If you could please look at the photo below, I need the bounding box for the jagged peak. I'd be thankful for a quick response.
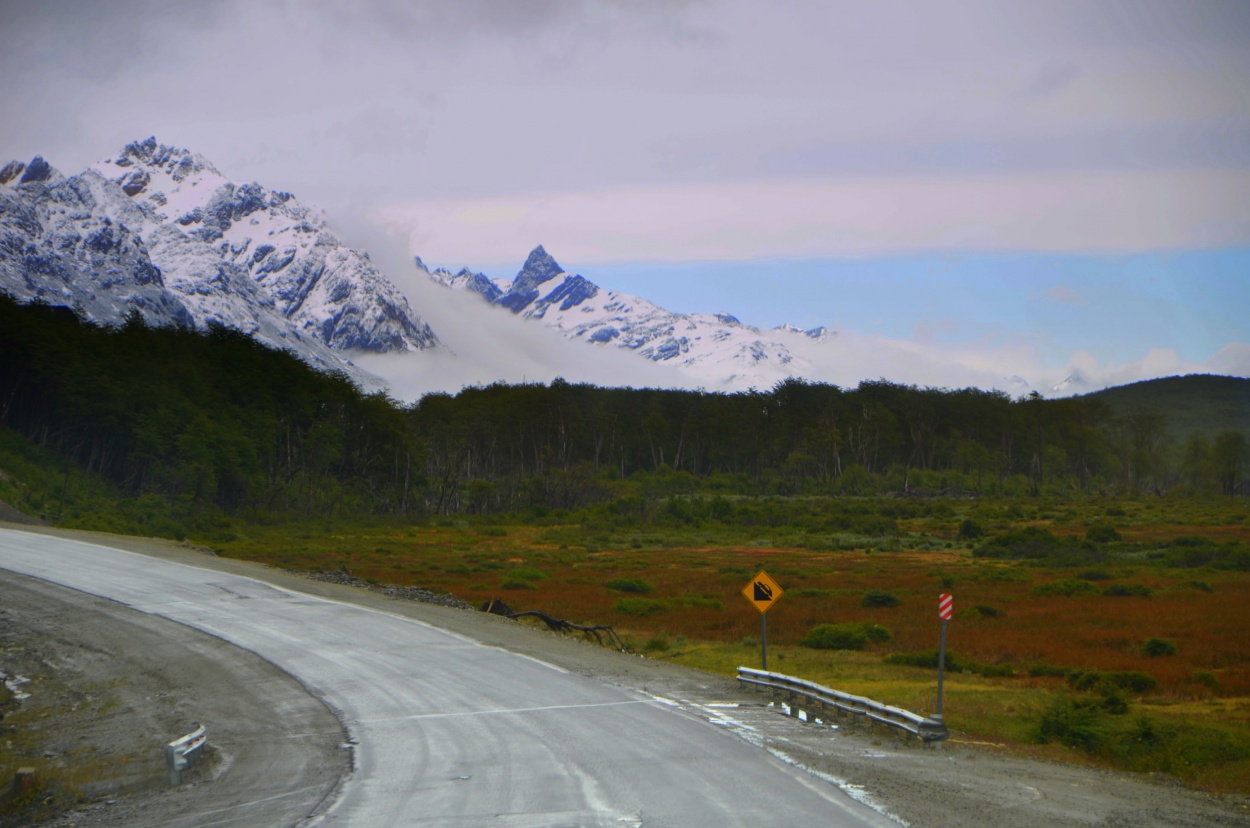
[773,322,832,340]
[0,160,26,185]
[517,245,563,283]
[0,156,63,186]
[500,244,569,307]
[105,136,222,182]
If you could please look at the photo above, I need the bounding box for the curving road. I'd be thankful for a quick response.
[0,528,895,827]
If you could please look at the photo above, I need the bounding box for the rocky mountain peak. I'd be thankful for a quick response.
[515,245,564,289]
[498,244,569,312]
[0,156,64,186]
[109,136,222,183]
[1,138,448,391]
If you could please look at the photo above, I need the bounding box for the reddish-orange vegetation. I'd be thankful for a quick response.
[244,525,1250,700]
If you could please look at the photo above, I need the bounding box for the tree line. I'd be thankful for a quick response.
[410,376,1247,511]
[0,294,1245,526]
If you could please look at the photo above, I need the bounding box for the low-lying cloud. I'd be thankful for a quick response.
[336,219,698,402]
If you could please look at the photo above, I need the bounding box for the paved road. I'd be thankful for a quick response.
[0,528,895,827]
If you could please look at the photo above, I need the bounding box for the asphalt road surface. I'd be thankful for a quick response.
[0,527,895,827]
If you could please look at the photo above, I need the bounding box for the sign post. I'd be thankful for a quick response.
[935,593,953,719]
[741,570,784,671]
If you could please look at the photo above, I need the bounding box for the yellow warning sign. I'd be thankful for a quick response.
[741,570,784,614]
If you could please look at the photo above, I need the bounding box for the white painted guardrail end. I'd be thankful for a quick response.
[165,723,207,786]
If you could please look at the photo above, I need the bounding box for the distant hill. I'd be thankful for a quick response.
[1079,374,1249,441]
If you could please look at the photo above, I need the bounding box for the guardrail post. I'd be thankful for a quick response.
[165,743,183,786]
[15,768,36,796]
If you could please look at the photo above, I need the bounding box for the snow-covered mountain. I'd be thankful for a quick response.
[420,245,832,389]
[2,139,1074,399]
[1,138,439,386]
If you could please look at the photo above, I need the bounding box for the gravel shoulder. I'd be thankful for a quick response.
[2,522,1248,827]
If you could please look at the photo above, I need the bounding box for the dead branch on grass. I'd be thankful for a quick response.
[481,600,629,651]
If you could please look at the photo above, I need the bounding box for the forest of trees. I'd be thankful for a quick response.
[0,294,1246,525]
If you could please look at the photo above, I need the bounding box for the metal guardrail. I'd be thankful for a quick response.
[165,723,207,786]
[737,667,949,743]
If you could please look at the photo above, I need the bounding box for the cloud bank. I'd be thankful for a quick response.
[373,169,1250,267]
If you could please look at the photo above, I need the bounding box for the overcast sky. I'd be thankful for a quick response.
[3,0,1248,393]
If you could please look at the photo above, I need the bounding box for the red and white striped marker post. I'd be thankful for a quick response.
[935,594,953,720]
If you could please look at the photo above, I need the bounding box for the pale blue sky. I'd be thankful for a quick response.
[581,250,1250,365]
[441,247,1249,382]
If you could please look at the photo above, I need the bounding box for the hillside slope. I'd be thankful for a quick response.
[1080,374,1250,440]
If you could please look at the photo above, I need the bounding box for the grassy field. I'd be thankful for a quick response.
[213,494,1250,793]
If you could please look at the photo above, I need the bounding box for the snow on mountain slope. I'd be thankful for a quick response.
[0,157,196,329]
[420,245,832,390]
[90,138,438,353]
[2,139,442,388]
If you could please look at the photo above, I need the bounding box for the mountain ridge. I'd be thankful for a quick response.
[1,137,442,387]
[420,244,834,390]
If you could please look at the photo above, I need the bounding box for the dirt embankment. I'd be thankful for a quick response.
[2,522,1248,827]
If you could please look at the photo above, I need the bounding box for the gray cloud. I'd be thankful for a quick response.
[8,0,1246,195]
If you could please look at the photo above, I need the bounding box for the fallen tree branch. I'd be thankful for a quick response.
[480,601,629,651]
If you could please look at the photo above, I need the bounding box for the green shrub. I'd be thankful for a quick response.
[1162,538,1250,571]
[1192,670,1220,688]
[957,519,984,539]
[642,635,671,652]
[861,590,900,608]
[975,526,1063,558]
[1086,525,1122,543]
[975,526,1104,567]
[1027,663,1069,677]
[507,567,548,581]
[968,604,1003,618]
[606,576,653,594]
[1102,583,1153,597]
[979,663,1016,678]
[801,624,867,650]
[1142,637,1178,657]
[500,578,536,590]
[1032,578,1100,598]
[1035,698,1108,752]
[1099,690,1130,715]
[1078,569,1114,581]
[672,595,723,611]
[800,621,890,650]
[885,650,973,672]
[613,597,668,616]
[1069,670,1159,694]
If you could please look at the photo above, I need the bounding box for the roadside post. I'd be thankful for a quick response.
[935,593,953,720]
[741,570,784,670]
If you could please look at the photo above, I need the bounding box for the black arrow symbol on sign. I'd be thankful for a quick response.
[753,581,773,601]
